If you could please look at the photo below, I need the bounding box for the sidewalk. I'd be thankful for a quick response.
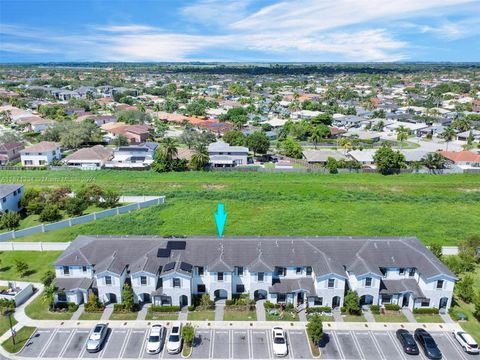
[256,300,266,321]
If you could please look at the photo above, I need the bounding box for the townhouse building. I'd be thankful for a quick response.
[20,141,61,166]
[53,236,455,311]
[0,184,24,213]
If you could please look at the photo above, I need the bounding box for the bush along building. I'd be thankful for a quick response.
[53,236,456,311]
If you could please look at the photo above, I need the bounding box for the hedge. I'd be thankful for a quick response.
[149,305,181,313]
[384,304,400,311]
[264,301,280,309]
[370,305,380,314]
[307,306,332,313]
[413,308,439,314]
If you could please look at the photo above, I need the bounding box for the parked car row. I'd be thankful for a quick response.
[396,328,479,359]
[86,322,183,355]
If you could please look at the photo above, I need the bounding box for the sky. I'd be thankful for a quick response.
[1,0,480,63]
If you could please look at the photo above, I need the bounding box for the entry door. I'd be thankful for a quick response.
[439,297,448,309]
[402,294,409,307]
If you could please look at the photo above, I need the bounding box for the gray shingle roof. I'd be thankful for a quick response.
[55,277,93,291]
[380,279,426,299]
[0,184,22,199]
[269,278,315,294]
[54,236,455,280]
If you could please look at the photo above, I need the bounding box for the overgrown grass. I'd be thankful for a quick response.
[4,170,478,246]
[223,310,257,321]
[0,251,61,282]
[265,310,298,321]
[187,311,215,321]
[24,291,72,320]
[2,326,36,353]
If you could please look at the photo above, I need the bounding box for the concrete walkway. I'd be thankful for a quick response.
[101,304,114,320]
[70,304,84,320]
[333,309,343,322]
[137,304,150,321]
[401,308,417,323]
[215,300,225,321]
[363,308,376,322]
[256,300,266,321]
[178,307,188,321]
[440,311,454,323]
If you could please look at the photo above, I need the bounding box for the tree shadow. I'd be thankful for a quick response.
[0,266,11,272]
[22,270,37,277]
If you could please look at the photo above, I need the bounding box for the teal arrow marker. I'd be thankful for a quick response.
[214,203,228,238]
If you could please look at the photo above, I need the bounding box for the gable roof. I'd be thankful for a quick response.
[440,150,480,163]
[0,184,23,199]
[64,145,113,162]
[21,141,60,153]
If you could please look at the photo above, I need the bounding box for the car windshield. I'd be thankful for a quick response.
[402,334,416,346]
[274,337,285,344]
[172,327,179,334]
[424,337,436,347]
[149,335,160,342]
[169,335,180,342]
[94,326,103,333]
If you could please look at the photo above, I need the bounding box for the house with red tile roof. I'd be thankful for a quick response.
[439,150,480,168]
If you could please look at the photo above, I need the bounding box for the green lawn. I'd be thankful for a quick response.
[109,312,138,321]
[450,300,480,343]
[78,311,103,320]
[187,311,215,321]
[0,251,61,282]
[414,314,444,323]
[0,314,17,337]
[1,170,478,246]
[24,292,72,320]
[145,312,179,321]
[342,314,367,322]
[307,314,334,322]
[265,310,298,321]
[2,326,36,354]
[224,310,257,321]
[374,313,409,323]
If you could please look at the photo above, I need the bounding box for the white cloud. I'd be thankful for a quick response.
[181,0,252,26]
[417,17,480,40]
[0,42,51,54]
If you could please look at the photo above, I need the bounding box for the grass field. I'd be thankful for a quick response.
[24,291,72,320]
[0,314,16,337]
[1,170,478,246]
[187,311,215,321]
[2,326,35,354]
[78,311,103,320]
[342,314,367,322]
[414,314,444,323]
[0,251,62,282]
[224,310,257,321]
[374,313,409,323]
[109,311,138,321]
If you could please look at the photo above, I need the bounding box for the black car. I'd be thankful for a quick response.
[396,329,419,355]
[414,328,442,359]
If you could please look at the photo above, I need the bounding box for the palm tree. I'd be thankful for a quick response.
[309,127,326,149]
[396,125,409,149]
[452,118,471,132]
[42,285,57,310]
[190,144,209,170]
[339,138,352,154]
[161,137,178,160]
[441,127,456,151]
[421,152,446,174]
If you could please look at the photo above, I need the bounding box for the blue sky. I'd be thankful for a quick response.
[1,0,479,63]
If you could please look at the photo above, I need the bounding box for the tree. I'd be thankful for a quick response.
[116,109,151,124]
[199,294,213,310]
[39,204,62,222]
[281,137,303,159]
[421,153,446,174]
[339,138,352,154]
[190,144,209,170]
[0,212,20,230]
[306,314,323,345]
[65,196,88,216]
[152,138,188,172]
[0,131,20,144]
[41,270,56,287]
[309,125,329,149]
[219,107,248,127]
[456,274,475,303]
[162,98,179,113]
[122,283,135,312]
[15,260,29,277]
[101,190,120,208]
[326,157,338,174]
[222,130,246,146]
[441,127,456,151]
[396,126,409,149]
[343,290,360,315]
[111,134,129,147]
[42,284,57,310]
[246,131,270,156]
[429,244,442,259]
[311,113,333,126]
[373,144,406,175]
[85,293,103,312]
[162,137,179,161]
[182,323,195,347]
[452,118,471,132]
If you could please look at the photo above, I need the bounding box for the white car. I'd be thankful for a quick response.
[146,324,166,354]
[166,323,183,354]
[453,329,479,354]
[272,327,288,357]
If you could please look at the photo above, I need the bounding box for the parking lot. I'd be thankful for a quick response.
[16,327,478,359]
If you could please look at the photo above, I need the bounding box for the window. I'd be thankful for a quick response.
[13,191,16,196]
[296,267,302,274]
[328,279,335,288]
[399,268,405,275]
[409,268,416,277]
[57,292,67,302]
[24,160,33,165]
[436,280,444,289]
[381,295,392,304]
[236,267,244,276]
[105,276,112,285]
[82,266,87,273]
[306,266,312,276]
[275,267,286,277]
[197,284,206,293]
[365,277,372,287]
[314,297,323,306]
[217,272,224,281]
[420,299,430,307]
[236,284,245,293]
[140,276,147,285]
[173,278,181,288]
[196,266,204,276]
[277,293,286,302]
[63,266,70,275]
[2,197,5,203]
[258,272,264,282]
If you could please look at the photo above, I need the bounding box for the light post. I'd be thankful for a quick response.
[5,310,16,345]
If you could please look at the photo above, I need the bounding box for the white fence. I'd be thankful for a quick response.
[0,242,71,251]
[0,196,165,242]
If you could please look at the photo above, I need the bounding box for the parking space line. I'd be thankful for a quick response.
[119,328,132,359]
[247,330,253,359]
[444,332,469,360]
[161,328,169,359]
[37,328,58,359]
[331,331,345,359]
[58,329,76,358]
[78,330,91,359]
[265,329,273,359]
[230,329,233,359]
[289,330,296,359]
[386,331,408,360]
[139,330,149,359]
[369,331,386,360]
[350,331,366,360]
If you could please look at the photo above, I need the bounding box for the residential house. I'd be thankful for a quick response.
[457,129,480,142]
[208,141,249,167]
[101,123,151,144]
[20,141,61,166]
[302,150,346,165]
[63,145,113,170]
[0,141,24,165]
[333,115,365,128]
[53,236,456,311]
[0,184,23,213]
[15,116,56,133]
[439,150,480,169]
[105,142,158,169]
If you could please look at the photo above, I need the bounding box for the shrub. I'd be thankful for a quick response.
[121,283,135,312]
[149,305,180,313]
[65,196,88,216]
[0,299,15,311]
[14,260,29,277]
[306,314,323,344]
[39,204,62,222]
[263,301,279,309]
[370,305,380,314]
[343,290,360,315]
[413,308,439,314]
[384,304,400,311]
[85,293,104,312]
[100,190,120,208]
[67,303,78,312]
[182,323,195,346]
[113,304,125,312]
[41,270,55,287]
[308,306,332,314]
[0,211,21,230]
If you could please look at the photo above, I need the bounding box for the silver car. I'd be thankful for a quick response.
[86,324,108,353]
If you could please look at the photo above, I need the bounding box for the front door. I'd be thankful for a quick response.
[439,297,448,309]
[332,296,341,308]
[402,294,409,307]
[297,292,304,305]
